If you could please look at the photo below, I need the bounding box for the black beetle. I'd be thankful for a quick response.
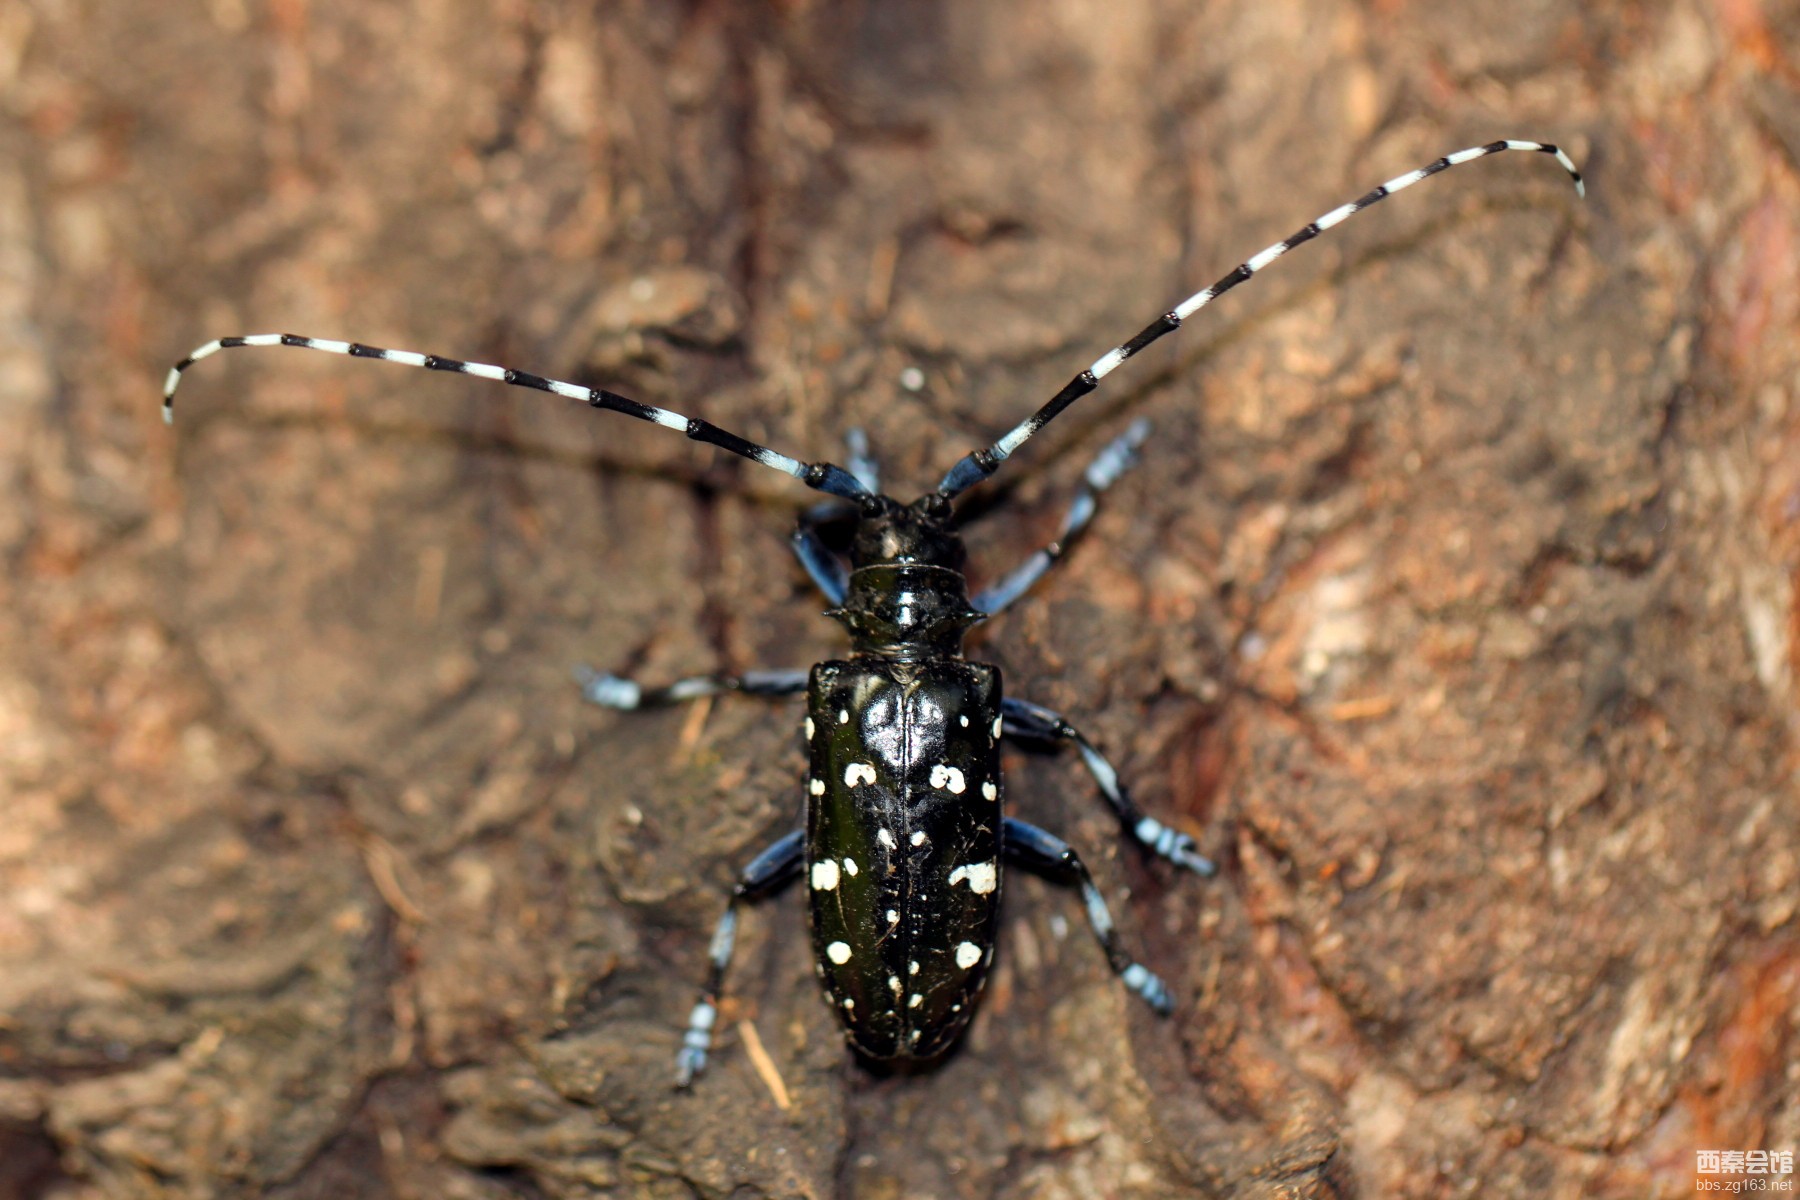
[162,139,1582,1085]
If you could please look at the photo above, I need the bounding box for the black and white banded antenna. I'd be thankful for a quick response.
[161,334,873,501]
[935,139,1585,500]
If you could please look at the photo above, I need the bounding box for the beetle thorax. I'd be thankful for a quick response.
[832,495,982,658]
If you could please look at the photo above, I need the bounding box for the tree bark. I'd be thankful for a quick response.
[2,1,1796,1197]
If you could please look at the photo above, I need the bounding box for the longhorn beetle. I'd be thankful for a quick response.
[163,140,1583,1086]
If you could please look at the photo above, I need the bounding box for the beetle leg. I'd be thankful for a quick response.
[970,418,1150,616]
[577,666,808,710]
[844,427,880,495]
[677,828,805,1088]
[1000,698,1216,875]
[1001,817,1173,1015]
[786,428,877,605]
[791,510,850,606]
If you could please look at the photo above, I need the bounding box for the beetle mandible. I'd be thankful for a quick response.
[162,139,1583,1085]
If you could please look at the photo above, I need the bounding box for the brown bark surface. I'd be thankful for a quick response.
[4,1,1798,1197]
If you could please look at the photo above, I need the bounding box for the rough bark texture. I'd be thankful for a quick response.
[4,1,1798,1197]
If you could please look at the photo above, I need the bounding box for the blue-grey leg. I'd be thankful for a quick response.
[971,418,1151,616]
[844,427,879,495]
[677,828,805,1087]
[788,427,878,605]
[578,666,809,710]
[1001,817,1173,1015]
[1001,697,1216,875]
[791,511,849,606]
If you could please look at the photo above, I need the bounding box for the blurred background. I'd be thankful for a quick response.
[2,1,1797,1196]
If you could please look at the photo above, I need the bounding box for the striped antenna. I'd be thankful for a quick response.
[161,334,872,501]
[936,139,1584,500]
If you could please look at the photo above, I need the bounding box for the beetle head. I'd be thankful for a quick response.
[833,495,980,656]
[849,493,964,573]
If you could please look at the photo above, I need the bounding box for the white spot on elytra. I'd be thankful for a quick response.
[909,960,920,975]
[909,993,923,1008]
[955,942,982,970]
[992,716,1004,739]
[844,762,877,787]
[809,778,825,796]
[910,831,926,846]
[886,909,899,923]
[804,716,815,739]
[959,714,969,727]
[838,709,849,724]
[929,764,966,794]
[810,860,840,891]
[843,997,854,1011]
[948,861,998,895]
[982,781,997,801]
[877,828,897,850]
[827,941,852,964]
[888,975,901,994]
[842,857,859,877]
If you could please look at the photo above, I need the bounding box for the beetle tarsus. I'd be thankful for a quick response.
[675,1003,717,1089]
